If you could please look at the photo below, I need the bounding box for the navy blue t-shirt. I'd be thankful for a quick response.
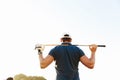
[49,43,85,79]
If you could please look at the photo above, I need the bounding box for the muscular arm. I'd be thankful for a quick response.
[80,44,97,69]
[39,54,54,69]
[80,53,95,69]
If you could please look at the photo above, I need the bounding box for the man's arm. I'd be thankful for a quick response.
[36,45,54,69]
[39,54,54,69]
[80,44,97,69]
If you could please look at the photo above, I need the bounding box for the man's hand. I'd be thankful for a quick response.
[89,44,97,53]
[35,44,45,54]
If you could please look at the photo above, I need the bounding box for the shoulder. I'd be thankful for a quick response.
[70,45,81,50]
[49,46,59,56]
[73,46,85,56]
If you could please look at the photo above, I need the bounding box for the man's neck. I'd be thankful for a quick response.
[62,42,71,46]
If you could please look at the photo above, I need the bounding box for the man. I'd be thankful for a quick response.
[36,34,97,80]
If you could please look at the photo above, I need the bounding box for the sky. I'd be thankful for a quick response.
[0,0,120,80]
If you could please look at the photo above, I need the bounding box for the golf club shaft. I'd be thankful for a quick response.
[40,44,106,47]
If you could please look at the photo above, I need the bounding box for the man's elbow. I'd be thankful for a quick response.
[88,66,94,69]
[40,66,46,69]
[40,63,47,69]
[87,64,94,69]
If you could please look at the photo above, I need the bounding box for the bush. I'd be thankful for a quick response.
[14,74,46,80]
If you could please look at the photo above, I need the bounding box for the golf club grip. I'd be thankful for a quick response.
[97,45,106,47]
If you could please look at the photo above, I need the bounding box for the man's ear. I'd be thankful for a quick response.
[70,39,72,42]
[60,38,63,42]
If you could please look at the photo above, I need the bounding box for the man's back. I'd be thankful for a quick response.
[49,43,85,79]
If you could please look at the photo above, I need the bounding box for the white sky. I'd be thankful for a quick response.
[0,0,120,80]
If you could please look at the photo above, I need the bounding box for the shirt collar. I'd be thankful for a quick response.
[61,42,72,45]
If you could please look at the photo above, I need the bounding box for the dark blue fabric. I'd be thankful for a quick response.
[56,71,80,80]
[49,43,85,80]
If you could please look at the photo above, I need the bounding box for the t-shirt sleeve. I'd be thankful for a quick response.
[77,47,85,58]
[49,47,56,60]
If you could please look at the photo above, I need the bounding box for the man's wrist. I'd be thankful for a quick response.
[91,52,95,54]
[38,50,42,55]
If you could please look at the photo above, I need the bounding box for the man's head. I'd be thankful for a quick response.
[61,34,72,42]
